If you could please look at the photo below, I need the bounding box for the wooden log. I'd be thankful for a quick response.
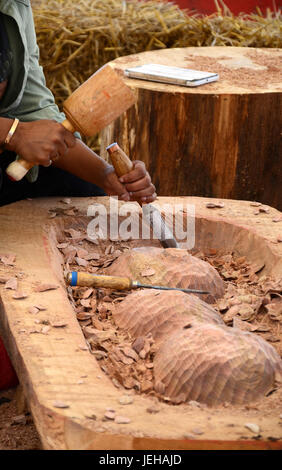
[100,47,282,210]
[0,196,281,449]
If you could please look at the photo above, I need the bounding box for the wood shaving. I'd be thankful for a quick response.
[1,254,16,266]
[4,278,18,290]
[114,415,131,424]
[52,401,70,409]
[12,292,28,300]
[34,284,58,292]
[50,321,68,328]
[140,268,156,277]
[206,202,225,209]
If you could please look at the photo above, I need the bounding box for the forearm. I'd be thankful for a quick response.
[53,138,112,190]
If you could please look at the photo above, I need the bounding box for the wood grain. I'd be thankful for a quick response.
[0,196,281,449]
[101,47,282,210]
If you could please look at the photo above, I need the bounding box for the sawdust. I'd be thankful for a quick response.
[0,389,41,450]
[184,49,282,91]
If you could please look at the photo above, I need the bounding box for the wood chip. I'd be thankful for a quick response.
[75,257,88,267]
[85,237,99,245]
[146,406,160,414]
[258,206,270,213]
[51,321,68,328]
[64,209,76,216]
[141,268,156,277]
[1,254,16,265]
[82,288,94,299]
[80,299,91,308]
[233,317,257,332]
[114,415,131,424]
[121,346,139,362]
[34,284,58,292]
[77,248,89,258]
[42,325,51,334]
[4,278,18,290]
[132,337,145,354]
[206,202,225,209]
[104,410,116,420]
[12,291,28,300]
[192,428,204,435]
[65,228,83,239]
[60,198,71,204]
[85,252,100,260]
[52,401,70,409]
[244,423,260,434]
[77,312,93,321]
[28,306,40,315]
[33,304,47,311]
[119,395,134,405]
[57,243,69,249]
[250,202,262,207]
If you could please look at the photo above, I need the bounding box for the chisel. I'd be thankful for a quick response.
[66,271,209,295]
[106,143,179,249]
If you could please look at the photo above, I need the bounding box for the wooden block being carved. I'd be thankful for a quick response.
[113,289,224,344]
[107,247,225,303]
[154,324,282,406]
[101,47,282,210]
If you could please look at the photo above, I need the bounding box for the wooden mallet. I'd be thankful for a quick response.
[6,64,136,181]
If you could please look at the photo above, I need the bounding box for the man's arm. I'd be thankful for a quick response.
[53,139,157,203]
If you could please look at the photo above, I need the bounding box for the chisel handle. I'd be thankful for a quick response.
[66,271,136,290]
[5,119,75,181]
[106,142,133,176]
[107,142,144,207]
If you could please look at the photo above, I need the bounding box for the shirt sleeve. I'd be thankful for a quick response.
[15,6,65,123]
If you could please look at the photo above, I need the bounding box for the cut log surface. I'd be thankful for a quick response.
[101,47,282,210]
[154,324,282,406]
[107,247,225,304]
[113,290,224,344]
[0,197,282,450]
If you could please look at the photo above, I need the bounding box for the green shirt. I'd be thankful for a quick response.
[0,0,65,181]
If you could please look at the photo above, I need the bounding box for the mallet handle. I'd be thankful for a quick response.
[5,119,75,181]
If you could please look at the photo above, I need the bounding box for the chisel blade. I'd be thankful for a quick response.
[142,203,179,249]
[106,142,179,249]
[137,282,209,295]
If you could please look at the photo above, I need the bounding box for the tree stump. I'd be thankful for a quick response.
[101,47,282,210]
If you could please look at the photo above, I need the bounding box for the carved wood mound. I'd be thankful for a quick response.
[113,290,224,344]
[154,324,282,406]
[107,247,225,303]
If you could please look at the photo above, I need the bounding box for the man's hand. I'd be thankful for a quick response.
[103,161,157,203]
[5,120,76,166]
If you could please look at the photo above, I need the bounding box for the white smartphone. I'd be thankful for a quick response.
[124,63,219,87]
